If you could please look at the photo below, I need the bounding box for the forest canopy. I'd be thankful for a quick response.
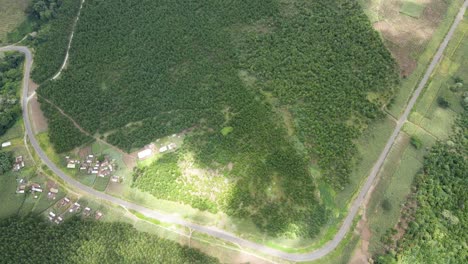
[36,0,398,237]
[0,216,219,264]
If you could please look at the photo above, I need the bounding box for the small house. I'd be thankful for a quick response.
[1,141,11,148]
[138,149,153,160]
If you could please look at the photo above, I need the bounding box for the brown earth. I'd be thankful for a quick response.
[371,0,449,76]
[29,94,48,133]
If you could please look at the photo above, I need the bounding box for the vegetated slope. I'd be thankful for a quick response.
[0,216,219,264]
[38,97,93,152]
[0,52,23,136]
[28,0,82,83]
[38,0,398,237]
[375,112,467,264]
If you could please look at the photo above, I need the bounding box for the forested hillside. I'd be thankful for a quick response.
[376,112,467,263]
[37,0,398,237]
[28,0,81,83]
[0,216,219,263]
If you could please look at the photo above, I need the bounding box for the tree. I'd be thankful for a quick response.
[437,97,450,108]
[0,151,14,174]
[410,136,422,149]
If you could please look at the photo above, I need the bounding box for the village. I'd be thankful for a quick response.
[64,153,122,184]
[47,197,104,225]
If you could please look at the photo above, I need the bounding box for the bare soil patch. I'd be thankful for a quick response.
[371,0,448,76]
[29,94,48,133]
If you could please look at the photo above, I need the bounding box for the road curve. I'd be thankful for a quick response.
[1,1,466,261]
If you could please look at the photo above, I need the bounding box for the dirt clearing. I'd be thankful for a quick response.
[29,94,48,133]
[363,0,451,76]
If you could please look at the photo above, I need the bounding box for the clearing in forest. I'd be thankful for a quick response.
[37,0,398,238]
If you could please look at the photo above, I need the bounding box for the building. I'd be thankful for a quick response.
[31,184,43,193]
[159,146,168,153]
[1,141,11,148]
[138,149,153,160]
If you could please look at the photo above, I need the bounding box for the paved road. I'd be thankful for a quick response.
[1,1,466,261]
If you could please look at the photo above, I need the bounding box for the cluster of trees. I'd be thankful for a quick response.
[36,0,397,237]
[133,152,218,213]
[28,0,81,83]
[0,216,219,263]
[0,53,24,136]
[27,0,63,25]
[375,112,467,263]
[0,151,14,174]
[38,97,93,153]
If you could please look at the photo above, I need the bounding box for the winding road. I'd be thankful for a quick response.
[0,1,466,261]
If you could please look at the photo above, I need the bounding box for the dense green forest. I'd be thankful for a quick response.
[28,0,81,83]
[36,0,398,237]
[0,151,14,174]
[0,216,219,264]
[39,97,93,152]
[0,52,23,136]
[375,112,467,263]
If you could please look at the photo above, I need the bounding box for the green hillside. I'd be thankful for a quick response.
[37,0,398,238]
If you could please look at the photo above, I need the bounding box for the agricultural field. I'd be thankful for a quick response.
[0,0,30,43]
[37,0,399,239]
[359,0,465,117]
[356,14,468,261]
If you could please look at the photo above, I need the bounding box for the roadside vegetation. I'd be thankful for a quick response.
[375,111,467,263]
[0,216,219,263]
[0,52,24,136]
[361,14,468,262]
[36,0,398,238]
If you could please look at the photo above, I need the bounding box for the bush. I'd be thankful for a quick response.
[437,97,450,108]
[381,198,392,212]
[410,136,422,149]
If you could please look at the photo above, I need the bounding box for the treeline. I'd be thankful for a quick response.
[38,97,93,153]
[0,52,24,136]
[28,0,81,83]
[0,216,219,264]
[37,0,397,237]
[375,112,467,263]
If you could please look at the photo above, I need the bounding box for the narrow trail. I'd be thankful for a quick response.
[40,96,132,158]
[51,0,86,80]
[0,0,466,262]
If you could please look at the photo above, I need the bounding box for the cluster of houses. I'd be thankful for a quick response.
[49,198,104,224]
[16,180,44,198]
[137,141,178,160]
[66,154,118,178]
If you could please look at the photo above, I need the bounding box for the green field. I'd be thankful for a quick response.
[0,0,30,43]
[387,0,465,117]
[400,1,425,18]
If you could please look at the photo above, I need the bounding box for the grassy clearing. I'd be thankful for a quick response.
[388,0,465,117]
[409,17,468,140]
[0,0,29,43]
[400,1,425,18]
[367,141,423,254]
